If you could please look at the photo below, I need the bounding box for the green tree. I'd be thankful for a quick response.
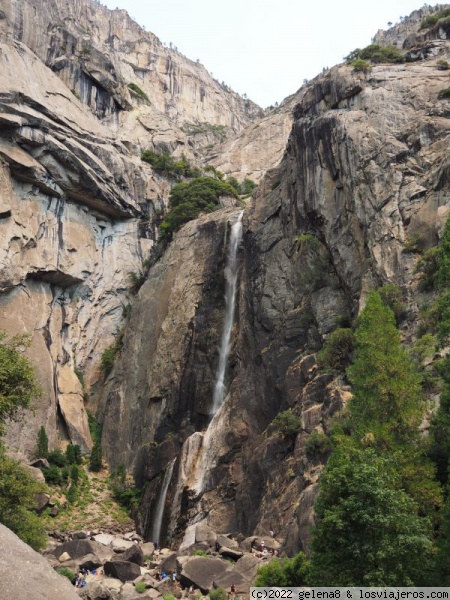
[0,453,47,550]
[36,426,48,459]
[65,443,76,464]
[310,447,433,585]
[271,411,301,436]
[89,440,103,472]
[0,332,41,435]
[347,292,423,449]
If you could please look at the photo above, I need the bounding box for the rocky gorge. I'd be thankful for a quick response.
[2,0,450,595]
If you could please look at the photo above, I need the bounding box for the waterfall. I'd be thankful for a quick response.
[211,210,244,415]
[151,458,176,543]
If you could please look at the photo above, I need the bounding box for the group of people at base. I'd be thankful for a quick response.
[74,567,99,588]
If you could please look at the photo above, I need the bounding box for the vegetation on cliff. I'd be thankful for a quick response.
[0,331,47,550]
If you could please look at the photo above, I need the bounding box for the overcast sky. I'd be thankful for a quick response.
[102,0,427,108]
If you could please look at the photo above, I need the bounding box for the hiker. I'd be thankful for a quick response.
[154,539,158,550]
[260,540,265,552]
[270,530,274,538]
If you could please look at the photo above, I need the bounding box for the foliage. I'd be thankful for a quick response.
[141,150,201,179]
[420,8,450,30]
[346,44,404,65]
[182,121,227,142]
[135,582,147,593]
[0,452,47,550]
[48,449,67,467]
[347,292,423,448]
[0,331,42,435]
[255,552,310,586]
[89,441,103,472]
[271,411,301,436]
[305,431,332,458]
[317,328,354,371]
[209,588,227,600]
[378,283,406,323]
[70,464,79,485]
[43,464,63,485]
[193,549,208,557]
[438,88,450,99]
[100,333,123,376]
[437,59,450,70]
[415,247,440,292]
[109,464,142,511]
[36,426,49,459]
[241,178,257,196]
[56,567,76,582]
[429,354,450,485]
[351,59,371,73]
[309,447,433,585]
[402,232,423,253]
[159,177,238,241]
[226,176,241,194]
[127,82,150,102]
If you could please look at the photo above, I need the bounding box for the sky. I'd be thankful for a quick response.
[101,0,428,108]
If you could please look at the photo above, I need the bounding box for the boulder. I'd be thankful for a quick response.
[177,556,230,593]
[0,523,80,600]
[30,458,50,469]
[53,539,97,560]
[112,543,143,566]
[111,537,134,552]
[195,523,217,547]
[104,560,141,582]
[35,492,51,514]
[240,536,258,553]
[141,542,155,557]
[73,531,89,539]
[213,571,249,594]
[79,553,103,571]
[77,580,114,599]
[120,583,159,599]
[93,533,115,546]
[234,554,261,581]
[218,547,243,561]
[159,551,177,574]
[216,535,239,550]
[58,552,72,562]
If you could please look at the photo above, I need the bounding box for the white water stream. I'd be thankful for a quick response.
[211,210,244,414]
[151,457,176,543]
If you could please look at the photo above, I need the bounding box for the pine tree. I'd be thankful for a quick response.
[36,426,48,459]
[89,441,102,472]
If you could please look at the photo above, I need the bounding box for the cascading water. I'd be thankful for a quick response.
[166,210,244,543]
[151,458,176,543]
[211,210,244,414]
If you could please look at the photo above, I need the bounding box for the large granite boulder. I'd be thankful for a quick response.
[104,560,141,582]
[177,556,230,593]
[112,543,143,566]
[0,523,80,600]
[52,539,97,560]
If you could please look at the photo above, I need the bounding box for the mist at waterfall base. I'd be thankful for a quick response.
[148,211,244,544]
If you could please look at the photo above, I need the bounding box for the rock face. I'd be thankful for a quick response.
[100,8,450,554]
[0,523,80,600]
[0,0,262,459]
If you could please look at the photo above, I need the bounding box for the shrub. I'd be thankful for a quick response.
[378,283,406,323]
[43,464,62,485]
[56,567,76,582]
[271,411,301,436]
[110,465,142,511]
[193,549,208,557]
[241,178,257,196]
[141,150,200,179]
[438,88,450,99]
[305,431,332,458]
[437,59,450,70]
[159,177,238,241]
[70,464,79,485]
[210,588,228,600]
[415,247,440,291]
[128,83,150,102]
[48,449,67,467]
[402,233,423,253]
[89,441,103,472]
[100,333,123,375]
[351,59,371,73]
[420,8,450,30]
[255,552,310,586]
[347,44,404,65]
[317,328,354,371]
[135,582,147,593]
[129,271,145,295]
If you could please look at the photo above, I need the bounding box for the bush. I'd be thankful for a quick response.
[420,8,450,30]
[317,328,354,371]
[437,59,450,70]
[193,549,208,557]
[271,411,301,436]
[347,44,404,65]
[100,334,123,375]
[141,150,201,179]
[110,465,142,511]
[135,582,147,593]
[70,464,79,485]
[241,178,257,196]
[351,59,371,73]
[127,83,150,102]
[159,177,238,241]
[43,464,63,485]
[255,552,310,586]
[415,247,440,291]
[48,449,67,467]
[378,283,406,323]
[439,88,450,99]
[57,567,76,582]
[210,588,228,600]
[305,431,332,458]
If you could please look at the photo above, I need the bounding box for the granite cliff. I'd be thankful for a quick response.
[2,0,450,558]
